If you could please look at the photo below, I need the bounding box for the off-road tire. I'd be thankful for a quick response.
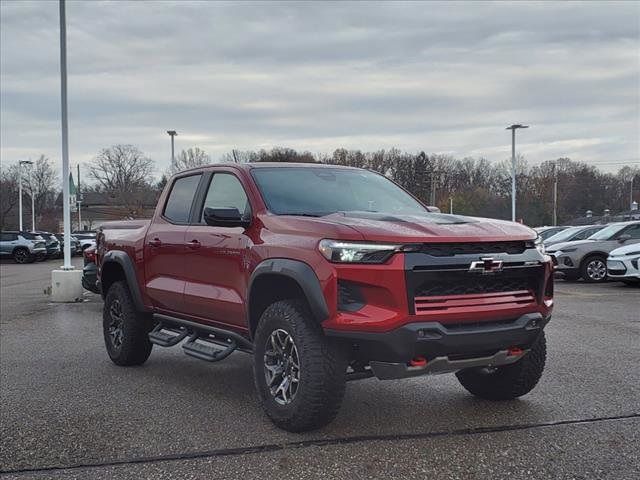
[13,248,33,264]
[456,332,546,400]
[580,254,607,283]
[253,299,347,432]
[103,281,153,366]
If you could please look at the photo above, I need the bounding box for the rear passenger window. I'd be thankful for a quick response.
[163,174,202,223]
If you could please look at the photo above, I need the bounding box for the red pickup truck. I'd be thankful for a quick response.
[97,163,553,432]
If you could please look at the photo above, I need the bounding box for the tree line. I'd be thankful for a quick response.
[1,144,637,229]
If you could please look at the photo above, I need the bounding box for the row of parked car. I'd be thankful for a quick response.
[535,220,640,285]
[0,230,97,264]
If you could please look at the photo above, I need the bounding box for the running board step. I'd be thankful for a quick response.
[149,324,189,347]
[182,334,237,362]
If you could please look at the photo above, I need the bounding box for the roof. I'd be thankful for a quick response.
[175,161,358,176]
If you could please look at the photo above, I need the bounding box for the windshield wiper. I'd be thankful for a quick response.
[279,212,327,217]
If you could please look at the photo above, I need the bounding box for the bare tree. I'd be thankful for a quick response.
[25,155,58,215]
[89,144,155,215]
[220,149,257,163]
[170,147,210,173]
[0,164,19,228]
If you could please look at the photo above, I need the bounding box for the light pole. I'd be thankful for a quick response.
[506,124,529,222]
[59,0,72,269]
[552,161,558,226]
[50,0,83,303]
[18,160,33,231]
[167,130,177,167]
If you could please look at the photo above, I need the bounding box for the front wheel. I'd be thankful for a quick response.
[13,248,33,264]
[253,299,347,432]
[581,255,607,283]
[456,332,546,400]
[103,281,153,366]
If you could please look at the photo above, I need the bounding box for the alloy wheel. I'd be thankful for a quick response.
[108,299,124,350]
[264,329,300,405]
[14,249,28,263]
[586,259,607,281]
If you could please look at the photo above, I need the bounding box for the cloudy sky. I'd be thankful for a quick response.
[1,0,638,179]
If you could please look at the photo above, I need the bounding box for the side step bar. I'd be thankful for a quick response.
[149,324,189,347]
[182,334,237,362]
[151,313,253,352]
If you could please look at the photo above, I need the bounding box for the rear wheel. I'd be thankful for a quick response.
[581,255,607,283]
[456,332,546,400]
[13,248,33,264]
[103,281,153,366]
[253,299,347,432]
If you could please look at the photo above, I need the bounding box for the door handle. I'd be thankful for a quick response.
[186,239,201,249]
[148,238,162,247]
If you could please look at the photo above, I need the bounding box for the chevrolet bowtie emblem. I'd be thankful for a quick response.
[469,257,504,274]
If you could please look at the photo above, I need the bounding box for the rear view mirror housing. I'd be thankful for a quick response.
[203,207,250,228]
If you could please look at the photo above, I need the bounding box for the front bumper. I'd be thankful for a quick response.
[326,312,549,378]
[607,255,640,280]
[370,349,527,380]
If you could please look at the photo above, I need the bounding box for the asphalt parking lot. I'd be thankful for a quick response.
[1,258,638,479]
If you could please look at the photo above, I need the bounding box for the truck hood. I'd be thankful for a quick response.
[265,211,535,243]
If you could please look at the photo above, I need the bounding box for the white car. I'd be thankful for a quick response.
[607,243,640,285]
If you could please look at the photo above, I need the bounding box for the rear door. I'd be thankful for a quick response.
[182,171,253,328]
[144,173,203,313]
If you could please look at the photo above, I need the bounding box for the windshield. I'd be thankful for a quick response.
[545,226,582,243]
[588,223,626,240]
[251,167,428,216]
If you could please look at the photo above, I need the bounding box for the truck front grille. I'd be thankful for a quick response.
[418,241,527,257]
[405,244,544,318]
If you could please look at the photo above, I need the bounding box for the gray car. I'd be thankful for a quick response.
[543,225,605,247]
[0,231,48,264]
[546,221,640,282]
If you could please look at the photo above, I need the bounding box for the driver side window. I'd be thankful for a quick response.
[201,173,250,222]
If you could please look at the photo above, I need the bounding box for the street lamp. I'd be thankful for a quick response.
[505,124,529,222]
[18,160,33,231]
[167,130,177,166]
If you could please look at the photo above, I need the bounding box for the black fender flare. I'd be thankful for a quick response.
[248,258,329,328]
[100,250,149,312]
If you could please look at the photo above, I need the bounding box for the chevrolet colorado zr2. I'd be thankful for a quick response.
[96,163,554,432]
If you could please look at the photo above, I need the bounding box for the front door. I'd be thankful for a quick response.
[144,173,202,313]
[183,172,253,329]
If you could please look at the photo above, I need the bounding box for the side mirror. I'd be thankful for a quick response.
[203,207,250,228]
[617,233,631,243]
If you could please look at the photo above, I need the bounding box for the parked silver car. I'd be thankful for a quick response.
[534,226,569,241]
[543,225,605,247]
[547,221,640,282]
[0,231,48,263]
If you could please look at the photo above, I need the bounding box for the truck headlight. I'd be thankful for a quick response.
[318,239,401,263]
[534,236,546,254]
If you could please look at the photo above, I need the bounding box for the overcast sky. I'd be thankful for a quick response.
[1,0,638,179]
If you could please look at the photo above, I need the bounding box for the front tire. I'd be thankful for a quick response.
[253,299,347,432]
[103,281,153,366]
[581,255,607,283]
[456,332,546,400]
[13,248,33,264]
